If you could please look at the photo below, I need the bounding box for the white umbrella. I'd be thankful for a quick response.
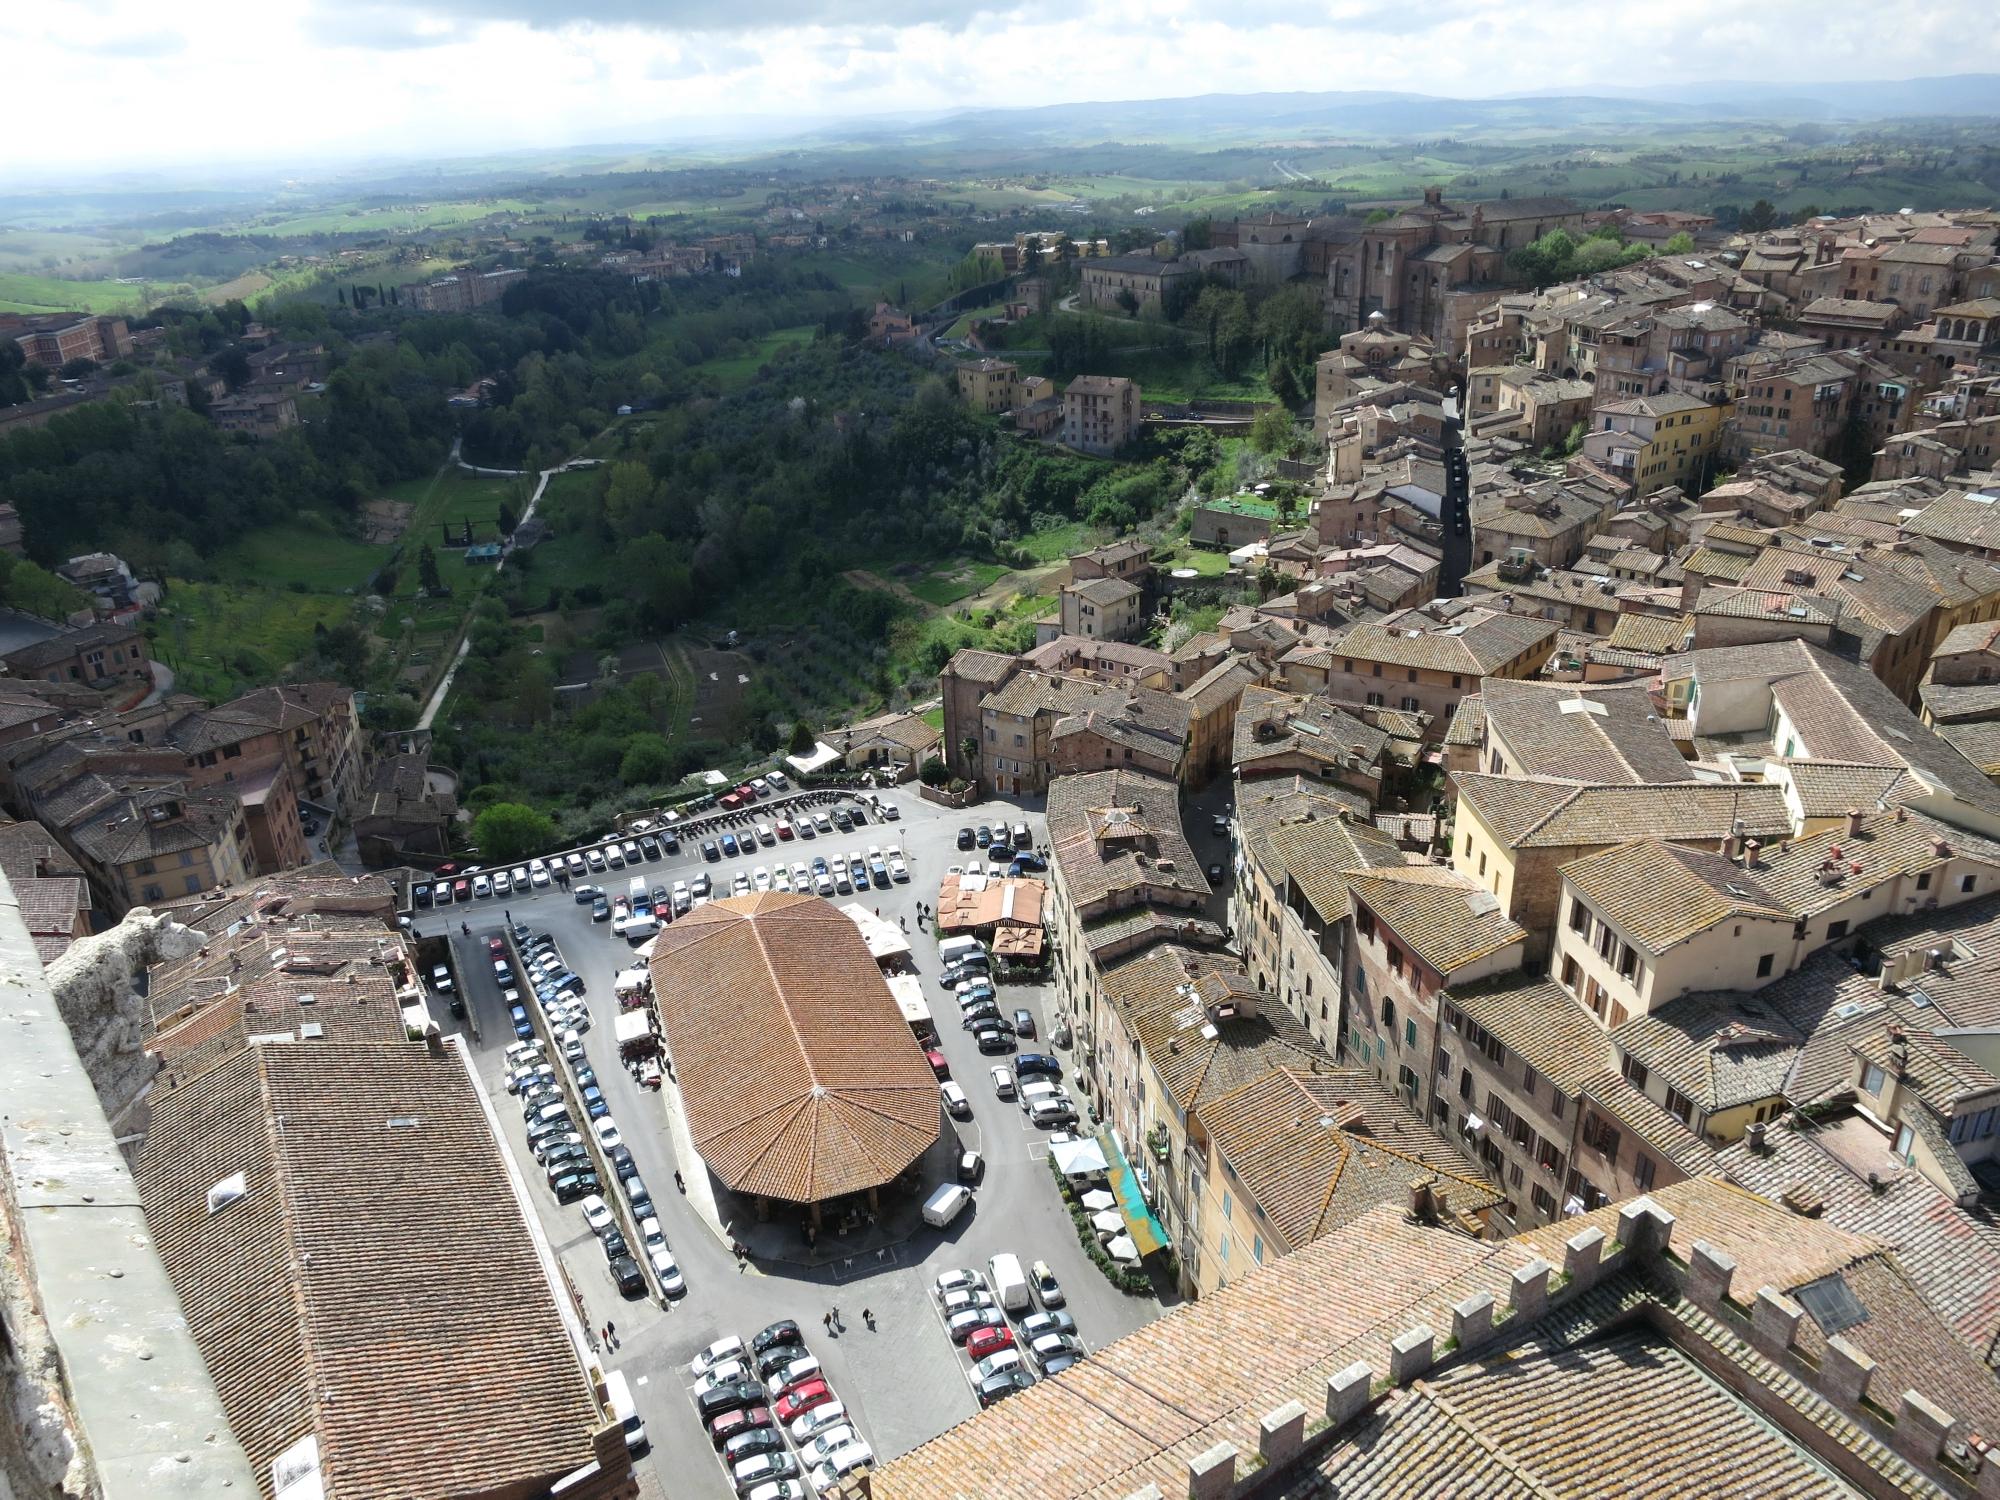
[1091,1209,1124,1235]
[1107,1234,1140,1263]
[1080,1189,1115,1211]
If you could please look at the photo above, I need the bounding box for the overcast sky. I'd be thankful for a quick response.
[8,0,1998,175]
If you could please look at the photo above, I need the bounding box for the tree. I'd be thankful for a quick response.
[919,755,949,786]
[1741,199,1779,233]
[959,734,979,770]
[497,500,518,537]
[618,733,674,785]
[1191,286,1253,377]
[337,286,347,306]
[1250,406,1292,455]
[1662,231,1696,255]
[417,543,443,593]
[1115,287,1140,316]
[58,357,98,382]
[1257,287,1331,407]
[788,720,817,755]
[471,801,556,862]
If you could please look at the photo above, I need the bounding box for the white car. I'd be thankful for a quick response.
[753,865,772,891]
[492,870,512,896]
[693,1335,746,1376]
[593,1117,623,1150]
[990,1065,1015,1099]
[887,847,908,881]
[804,1425,857,1462]
[774,1354,822,1392]
[528,858,551,887]
[808,1441,874,1494]
[693,1359,747,1395]
[934,1268,985,1299]
[974,1349,1024,1380]
[511,864,530,887]
[472,874,493,898]
[566,852,586,876]
[790,1399,847,1442]
[774,868,793,893]
[649,1245,685,1295]
[430,963,453,992]
[755,822,774,845]
[579,1195,614,1233]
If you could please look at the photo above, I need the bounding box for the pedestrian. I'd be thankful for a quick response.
[606,1321,616,1339]
[674,1170,685,1192]
[863,1307,875,1330]
[504,908,512,925]
[823,1312,833,1333]
[601,1324,611,1345]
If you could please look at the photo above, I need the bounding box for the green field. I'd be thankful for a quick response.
[701,325,818,390]
[901,561,1010,608]
[0,272,160,314]
[147,579,355,701]
[212,517,389,592]
[1016,521,1090,563]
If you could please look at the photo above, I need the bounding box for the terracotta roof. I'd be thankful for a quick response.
[132,1043,608,1500]
[1453,774,1794,851]
[1442,694,1485,747]
[1330,608,1557,676]
[1719,1112,2000,1369]
[1194,1066,1502,1250]
[1236,778,1402,922]
[1563,839,1790,953]
[1611,990,1805,1112]
[1778,759,1924,819]
[1233,685,1388,773]
[944,646,1021,683]
[1048,769,1208,913]
[1345,866,1527,975]
[648,892,941,1202]
[1605,610,1694,655]
[1481,678,1692,785]
[1576,1067,1719,1176]
[1748,808,2000,919]
[1068,575,1141,607]
[1447,975,1612,1093]
[1,619,141,672]
[865,1179,1945,1500]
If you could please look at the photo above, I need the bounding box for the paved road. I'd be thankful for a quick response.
[428,783,1164,1496]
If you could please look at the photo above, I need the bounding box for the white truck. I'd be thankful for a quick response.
[987,1251,1031,1313]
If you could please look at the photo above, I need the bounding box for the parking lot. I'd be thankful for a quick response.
[420,782,1165,1496]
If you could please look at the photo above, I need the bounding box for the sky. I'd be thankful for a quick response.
[6,0,1999,175]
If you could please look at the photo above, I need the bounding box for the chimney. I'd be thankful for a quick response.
[1933,837,1951,858]
[1747,1121,1768,1153]
[1743,838,1762,868]
[1408,1177,1437,1223]
[425,1024,445,1059]
[1845,807,1863,838]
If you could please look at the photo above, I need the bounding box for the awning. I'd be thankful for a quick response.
[1048,1136,1108,1178]
[1098,1129,1169,1257]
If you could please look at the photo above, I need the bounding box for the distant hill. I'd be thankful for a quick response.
[814,76,2000,151]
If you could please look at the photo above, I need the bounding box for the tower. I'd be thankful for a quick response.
[1438,383,1473,598]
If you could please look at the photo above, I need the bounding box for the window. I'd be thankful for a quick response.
[1861,1062,1886,1095]
[1406,669,1418,683]
[1398,1065,1419,1102]
[1632,1155,1656,1191]
[1621,1055,1648,1089]
[1664,1086,1694,1125]
[142,884,165,903]
[1963,874,1978,894]
[1756,953,1774,978]
[1252,1237,1264,1265]
[1522,1065,1538,1100]
[1617,944,1638,980]
[1551,1091,1564,1120]
[1509,1162,1524,1188]
[1590,1119,1622,1158]
[1405,1018,1417,1049]
[1569,898,1591,934]
[1381,996,1396,1029]
[1825,919,1850,941]
[1437,1048,1452,1077]
[183,874,202,895]
[1531,1184,1558,1219]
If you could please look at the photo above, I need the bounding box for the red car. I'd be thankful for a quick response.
[925,1049,950,1080]
[720,792,746,811]
[773,1379,832,1425]
[486,937,506,957]
[966,1325,1015,1361]
[453,878,471,901]
[708,1404,773,1450]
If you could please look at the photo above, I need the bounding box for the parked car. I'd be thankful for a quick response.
[966,1325,1015,1361]
[731,1451,799,1495]
[789,1400,846,1443]
[976,1367,1034,1407]
[550,1170,600,1204]
[1030,1332,1086,1370]
[708,1404,773,1451]
[948,1306,1007,1344]
[989,1065,1015,1099]
[956,826,976,849]
[753,1319,802,1355]
[941,1081,971,1118]
[925,1049,950,1080]
[1031,1259,1065,1308]
[772,1379,831,1425]
[957,1148,984,1183]
[934,1267,985,1299]
[1015,1053,1063,1080]
[1013,1008,1036,1038]
[722,1428,786,1467]
[1021,1310,1078,1341]
[695,1380,768,1423]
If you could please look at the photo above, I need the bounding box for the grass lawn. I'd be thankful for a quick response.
[921,706,945,731]
[702,325,816,391]
[212,518,388,592]
[904,562,1009,608]
[386,465,529,547]
[148,581,354,701]
[1165,547,1231,577]
[1015,520,1091,563]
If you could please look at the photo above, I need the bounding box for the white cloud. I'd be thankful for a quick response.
[2,0,1996,175]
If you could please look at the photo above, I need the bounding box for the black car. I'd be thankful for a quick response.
[756,1342,805,1379]
[660,834,680,855]
[1013,1009,1036,1038]
[601,1229,629,1260]
[695,1380,768,1422]
[551,1170,601,1203]
[977,1368,1034,1407]
[702,840,721,861]
[640,835,662,860]
[413,883,432,908]
[607,1144,637,1179]
[591,898,611,922]
[975,825,994,847]
[449,996,467,1019]
[961,1004,1001,1030]
[847,804,868,825]
[976,1028,1014,1055]
[1015,1053,1063,1080]
[753,1319,802,1356]
[831,809,852,831]
[609,1254,646,1298]
[629,1193,655,1224]
[956,826,976,850]
[722,1427,786,1466]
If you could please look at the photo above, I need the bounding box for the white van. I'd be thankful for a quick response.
[923,1183,972,1228]
[603,1368,647,1452]
[987,1251,1031,1313]
[937,935,984,967]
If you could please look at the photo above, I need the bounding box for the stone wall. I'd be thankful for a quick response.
[42,909,202,1130]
